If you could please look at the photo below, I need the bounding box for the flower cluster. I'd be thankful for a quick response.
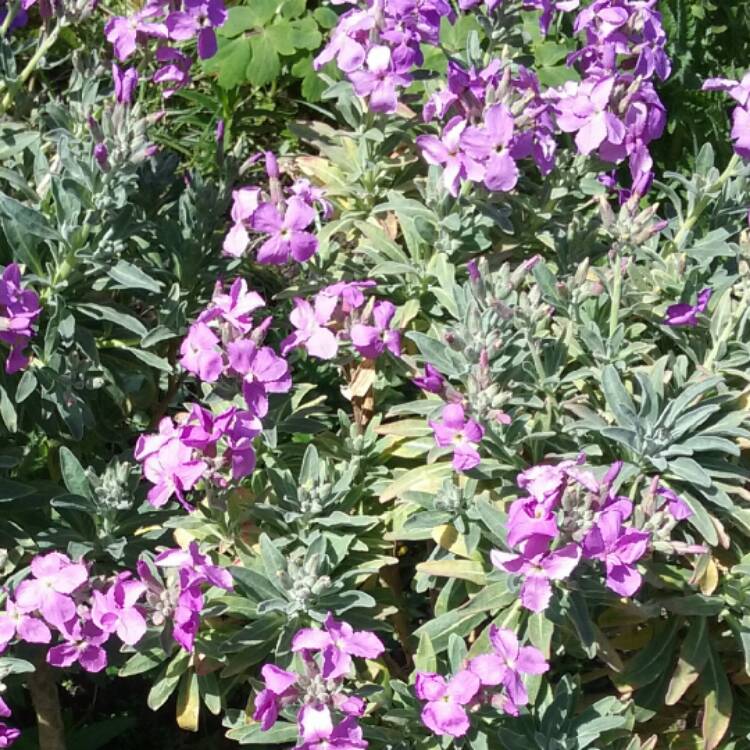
[137,542,233,652]
[105,0,227,100]
[254,614,384,748]
[282,280,401,362]
[0,552,142,674]
[414,627,548,738]
[489,459,686,611]
[702,72,750,159]
[134,404,262,510]
[551,0,670,195]
[0,263,41,374]
[314,0,453,113]
[224,153,331,265]
[137,277,290,510]
[418,61,557,196]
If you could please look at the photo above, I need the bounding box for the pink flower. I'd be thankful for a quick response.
[227,340,291,418]
[297,710,367,750]
[291,613,384,679]
[223,188,262,257]
[469,626,548,714]
[0,599,51,651]
[491,536,581,612]
[429,403,484,472]
[47,619,108,673]
[415,670,480,737]
[281,295,339,360]
[412,363,445,394]
[179,322,224,381]
[14,553,88,629]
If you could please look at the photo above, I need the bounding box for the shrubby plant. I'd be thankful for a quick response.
[1,0,750,749]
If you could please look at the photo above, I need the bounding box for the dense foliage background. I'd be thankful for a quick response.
[1,0,750,748]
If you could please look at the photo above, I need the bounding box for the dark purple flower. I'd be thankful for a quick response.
[663,287,712,327]
[153,46,192,97]
[113,64,139,104]
[166,0,227,59]
[412,363,445,394]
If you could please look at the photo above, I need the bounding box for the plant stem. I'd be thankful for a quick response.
[609,251,622,339]
[27,660,66,750]
[0,0,20,38]
[0,23,61,112]
[667,154,742,254]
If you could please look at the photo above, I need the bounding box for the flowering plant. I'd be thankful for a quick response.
[1,0,750,749]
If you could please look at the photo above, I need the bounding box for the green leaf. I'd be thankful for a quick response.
[289,16,322,50]
[205,37,252,89]
[108,260,163,293]
[226,721,298,744]
[701,643,732,750]
[601,365,637,428]
[58,446,92,500]
[248,33,281,86]
[414,632,437,673]
[665,617,708,705]
[621,618,681,689]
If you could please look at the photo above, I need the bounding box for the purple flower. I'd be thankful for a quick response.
[282,295,339,360]
[298,710,367,750]
[166,0,227,59]
[321,280,376,313]
[200,277,265,335]
[417,116,485,196]
[491,536,581,612]
[290,179,334,219]
[14,552,88,629]
[429,403,484,472]
[464,104,520,192]
[349,45,410,113]
[251,198,319,265]
[113,64,139,104]
[0,599,51,651]
[91,573,147,646]
[180,322,224,381]
[105,9,167,62]
[469,626,548,714]
[415,670,480,738]
[227,340,291,417]
[223,187,262,257]
[655,485,692,520]
[253,664,299,730]
[554,76,626,156]
[350,301,401,359]
[292,613,384,679]
[153,46,192,98]
[47,619,108,674]
[154,542,234,591]
[583,511,650,596]
[412,363,445,394]
[0,723,20,747]
[663,287,712,327]
[0,263,41,374]
[134,417,207,509]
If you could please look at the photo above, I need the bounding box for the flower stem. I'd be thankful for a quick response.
[0,23,61,112]
[27,659,66,750]
[609,251,622,339]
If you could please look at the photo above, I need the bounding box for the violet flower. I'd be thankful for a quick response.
[47,619,109,674]
[663,288,712,327]
[582,511,650,596]
[469,626,548,715]
[251,198,319,265]
[0,723,19,747]
[349,45,410,114]
[14,552,88,629]
[416,116,485,196]
[0,599,51,651]
[223,187,262,258]
[350,301,401,359]
[153,46,192,98]
[415,670,480,738]
[105,8,167,62]
[0,263,41,374]
[91,573,147,646]
[253,664,300,730]
[113,64,139,104]
[291,613,385,679]
[464,103,520,192]
[491,535,581,612]
[298,711,367,750]
[226,340,291,418]
[655,485,692,520]
[166,0,227,59]
[179,322,224,381]
[429,403,484,472]
[412,363,445,394]
[281,295,339,360]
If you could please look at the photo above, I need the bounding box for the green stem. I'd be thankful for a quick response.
[667,154,742,254]
[0,0,20,38]
[0,23,61,112]
[609,251,622,339]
